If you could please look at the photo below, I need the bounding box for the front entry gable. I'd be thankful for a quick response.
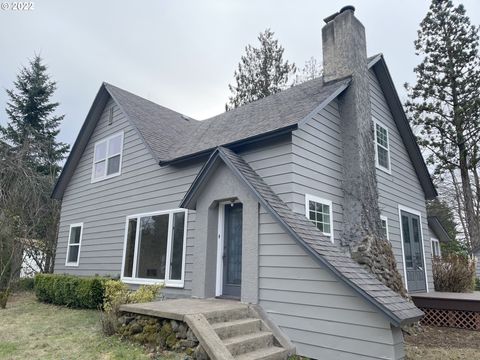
[181,147,423,326]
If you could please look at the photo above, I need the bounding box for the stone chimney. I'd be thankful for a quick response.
[322,6,382,246]
[321,7,406,297]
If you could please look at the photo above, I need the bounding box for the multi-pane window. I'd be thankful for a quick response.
[122,209,187,287]
[66,223,83,266]
[374,121,390,172]
[380,216,389,241]
[305,194,334,243]
[431,238,441,258]
[92,132,123,182]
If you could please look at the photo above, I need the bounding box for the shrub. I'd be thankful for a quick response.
[101,280,161,335]
[12,277,35,291]
[432,254,476,292]
[476,278,480,291]
[34,274,107,309]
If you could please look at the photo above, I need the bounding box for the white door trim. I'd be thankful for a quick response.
[215,202,226,297]
[398,205,429,293]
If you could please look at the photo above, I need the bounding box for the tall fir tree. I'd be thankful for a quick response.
[1,55,69,176]
[226,29,296,110]
[405,0,480,250]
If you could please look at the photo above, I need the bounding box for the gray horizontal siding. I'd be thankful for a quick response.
[258,209,404,360]
[369,70,433,292]
[475,249,480,278]
[240,135,294,206]
[291,101,345,242]
[54,98,200,298]
[55,97,295,299]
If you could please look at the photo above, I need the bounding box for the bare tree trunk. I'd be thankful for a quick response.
[458,149,480,251]
[450,170,469,243]
[472,165,480,215]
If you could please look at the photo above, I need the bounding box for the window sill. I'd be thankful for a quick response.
[121,277,184,288]
[91,172,121,184]
[375,163,392,175]
[65,262,79,267]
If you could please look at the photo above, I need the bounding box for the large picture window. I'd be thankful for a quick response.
[92,132,123,182]
[121,209,187,287]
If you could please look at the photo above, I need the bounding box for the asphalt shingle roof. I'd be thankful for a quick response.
[181,147,424,326]
[105,83,199,162]
[105,77,351,163]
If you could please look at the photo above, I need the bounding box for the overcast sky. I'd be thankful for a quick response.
[1,0,479,148]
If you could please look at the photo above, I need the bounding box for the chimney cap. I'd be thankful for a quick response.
[340,5,355,13]
[323,5,355,23]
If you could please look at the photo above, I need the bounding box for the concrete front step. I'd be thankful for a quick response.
[235,346,289,360]
[204,307,250,324]
[224,331,274,357]
[212,318,262,339]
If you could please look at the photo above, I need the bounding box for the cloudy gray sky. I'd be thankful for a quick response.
[1,0,479,147]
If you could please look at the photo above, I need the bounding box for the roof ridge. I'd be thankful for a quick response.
[202,76,350,122]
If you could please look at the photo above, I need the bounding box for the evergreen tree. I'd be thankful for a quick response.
[226,29,296,110]
[1,55,69,176]
[405,0,480,249]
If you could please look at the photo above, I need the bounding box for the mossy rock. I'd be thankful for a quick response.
[142,324,160,344]
[166,333,178,349]
[159,322,173,338]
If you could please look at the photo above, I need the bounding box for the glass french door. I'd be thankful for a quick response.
[401,211,426,292]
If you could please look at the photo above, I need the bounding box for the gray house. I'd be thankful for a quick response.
[474,246,480,278]
[53,7,437,360]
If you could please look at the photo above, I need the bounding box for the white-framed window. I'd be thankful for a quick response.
[380,215,390,241]
[91,131,124,182]
[373,119,391,173]
[121,209,188,288]
[431,238,441,258]
[305,194,334,243]
[65,223,83,267]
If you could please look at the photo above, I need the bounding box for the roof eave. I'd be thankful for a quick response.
[428,216,452,243]
[51,84,110,199]
[368,55,437,200]
[160,124,297,167]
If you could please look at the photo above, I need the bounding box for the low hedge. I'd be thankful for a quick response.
[34,274,107,309]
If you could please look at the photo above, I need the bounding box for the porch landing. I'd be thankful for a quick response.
[120,298,247,322]
[120,299,293,360]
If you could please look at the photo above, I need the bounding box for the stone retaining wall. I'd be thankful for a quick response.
[118,312,209,359]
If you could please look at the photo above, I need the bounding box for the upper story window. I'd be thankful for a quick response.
[66,223,83,267]
[373,120,391,173]
[431,238,441,258]
[305,194,334,243]
[380,215,389,241]
[92,132,124,182]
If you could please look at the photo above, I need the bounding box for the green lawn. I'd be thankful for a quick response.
[0,292,183,360]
